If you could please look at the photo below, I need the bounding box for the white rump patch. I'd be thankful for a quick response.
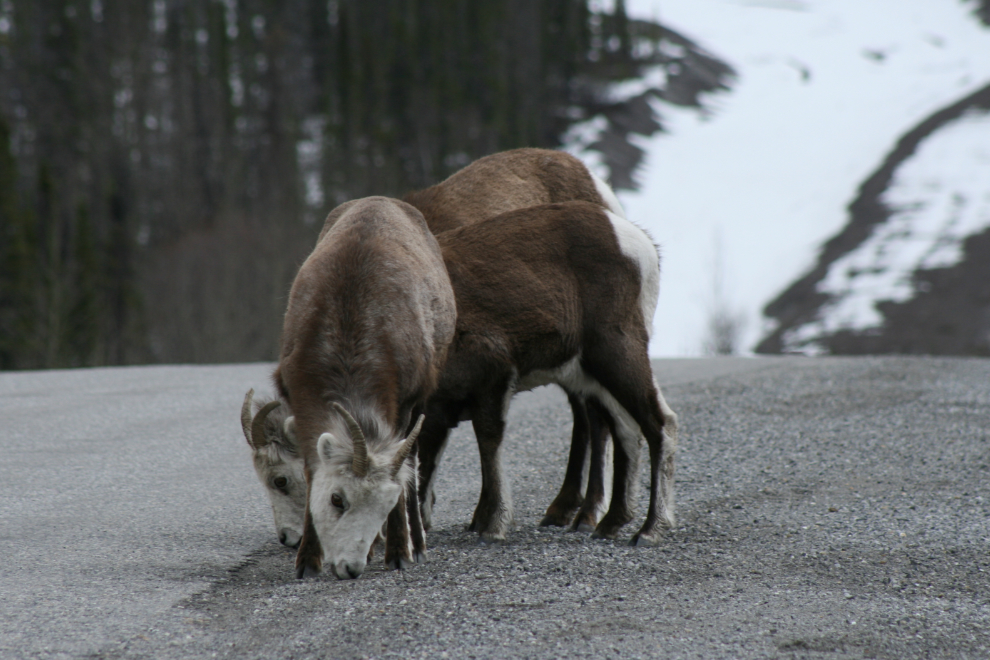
[605,210,660,339]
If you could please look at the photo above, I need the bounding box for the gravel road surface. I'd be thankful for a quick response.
[1,357,988,659]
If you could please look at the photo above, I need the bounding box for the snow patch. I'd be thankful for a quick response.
[563,115,610,180]
[604,67,669,104]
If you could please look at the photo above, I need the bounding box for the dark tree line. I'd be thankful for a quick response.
[0,0,732,369]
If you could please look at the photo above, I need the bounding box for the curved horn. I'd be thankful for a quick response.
[240,389,255,444]
[333,402,368,477]
[250,400,281,450]
[392,414,425,477]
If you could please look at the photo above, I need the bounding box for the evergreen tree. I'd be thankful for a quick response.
[67,203,101,366]
[103,189,139,366]
[0,0,733,368]
[968,0,990,25]
[36,162,65,369]
[0,116,35,369]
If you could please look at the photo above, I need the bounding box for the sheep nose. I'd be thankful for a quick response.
[279,529,301,548]
[333,562,364,580]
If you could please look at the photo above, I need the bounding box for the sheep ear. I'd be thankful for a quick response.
[316,433,336,462]
[283,416,298,445]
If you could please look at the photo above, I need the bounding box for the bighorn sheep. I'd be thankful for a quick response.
[404,148,629,532]
[274,196,456,579]
[240,389,304,548]
[242,149,631,549]
[418,200,677,546]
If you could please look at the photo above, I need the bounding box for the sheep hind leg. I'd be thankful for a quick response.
[590,410,637,540]
[591,366,676,545]
[630,384,678,546]
[540,392,591,527]
[571,398,611,533]
[580,338,676,546]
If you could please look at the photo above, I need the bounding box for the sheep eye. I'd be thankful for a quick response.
[273,476,288,491]
[330,493,345,510]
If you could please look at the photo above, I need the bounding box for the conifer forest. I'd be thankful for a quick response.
[0,0,732,369]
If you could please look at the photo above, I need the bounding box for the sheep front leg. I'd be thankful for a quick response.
[469,393,513,544]
[295,505,323,579]
[405,456,428,563]
[384,491,413,570]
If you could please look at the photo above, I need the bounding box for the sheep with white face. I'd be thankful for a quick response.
[240,389,306,548]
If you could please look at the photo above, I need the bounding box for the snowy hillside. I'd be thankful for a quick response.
[581,0,990,356]
[758,82,990,355]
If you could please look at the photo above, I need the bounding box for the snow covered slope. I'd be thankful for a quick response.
[758,82,990,355]
[592,0,990,356]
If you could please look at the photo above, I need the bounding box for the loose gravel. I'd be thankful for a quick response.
[4,357,988,659]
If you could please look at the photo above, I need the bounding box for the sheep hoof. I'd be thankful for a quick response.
[478,534,506,547]
[539,508,575,527]
[386,555,412,571]
[630,532,660,547]
[296,563,321,579]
